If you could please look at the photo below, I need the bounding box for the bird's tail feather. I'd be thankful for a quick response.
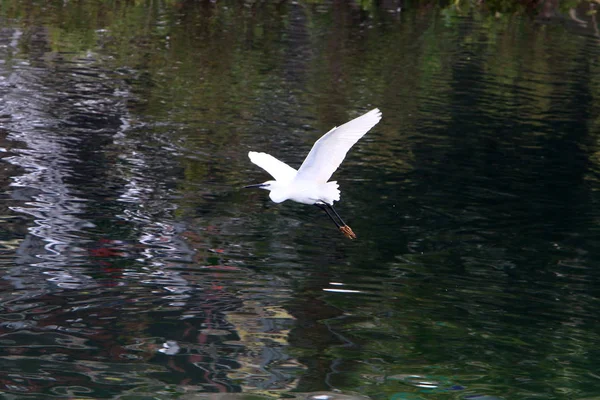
[322,181,340,204]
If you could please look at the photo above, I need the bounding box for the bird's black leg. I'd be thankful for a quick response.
[315,203,342,228]
[316,203,357,239]
[327,204,348,227]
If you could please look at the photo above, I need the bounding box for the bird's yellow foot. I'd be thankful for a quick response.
[339,225,357,240]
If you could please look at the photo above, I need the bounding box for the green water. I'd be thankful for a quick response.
[0,1,599,399]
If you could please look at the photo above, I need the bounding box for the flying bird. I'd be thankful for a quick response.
[245,108,382,239]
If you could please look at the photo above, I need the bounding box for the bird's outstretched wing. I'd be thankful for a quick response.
[248,151,297,183]
[296,108,381,183]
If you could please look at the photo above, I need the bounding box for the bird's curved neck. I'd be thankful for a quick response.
[268,181,290,203]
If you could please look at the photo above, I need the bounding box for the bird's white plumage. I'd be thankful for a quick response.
[247,108,381,205]
[296,108,382,184]
[248,151,297,183]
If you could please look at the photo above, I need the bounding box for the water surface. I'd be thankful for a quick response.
[0,1,599,399]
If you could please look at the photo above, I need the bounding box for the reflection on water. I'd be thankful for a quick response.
[0,16,301,397]
[0,1,599,399]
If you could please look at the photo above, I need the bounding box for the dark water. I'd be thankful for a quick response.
[0,1,599,399]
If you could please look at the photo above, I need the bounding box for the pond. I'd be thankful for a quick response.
[0,1,599,399]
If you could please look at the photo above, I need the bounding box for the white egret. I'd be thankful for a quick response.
[245,108,382,239]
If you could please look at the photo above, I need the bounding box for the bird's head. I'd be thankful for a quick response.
[244,180,288,203]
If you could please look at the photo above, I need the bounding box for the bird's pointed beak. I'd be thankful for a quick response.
[243,183,265,189]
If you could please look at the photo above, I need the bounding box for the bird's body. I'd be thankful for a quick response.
[270,178,340,205]
[245,108,382,238]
